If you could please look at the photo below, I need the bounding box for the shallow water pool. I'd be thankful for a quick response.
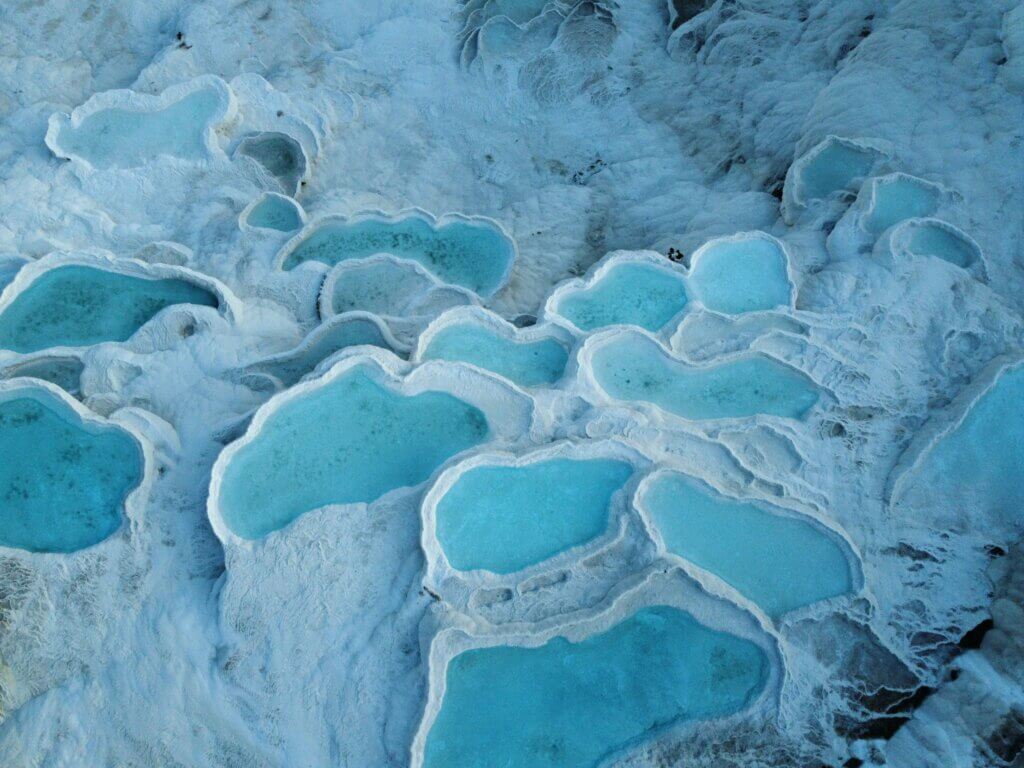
[688,237,791,314]
[643,473,854,617]
[798,137,877,201]
[0,265,218,353]
[904,221,978,269]
[281,216,513,297]
[246,194,303,232]
[423,605,767,768]
[218,369,490,539]
[0,392,142,552]
[556,261,687,333]
[434,456,633,573]
[590,333,819,420]
[864,175,939,234]
[420,323,569,387]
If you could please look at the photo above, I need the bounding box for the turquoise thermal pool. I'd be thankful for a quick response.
[0,265,218,353]
[556,261,688,332]
[798,137,877,201]
[280,216,514,296]
[864,175,939,234]
[422,605,768,768]
[420,323,569,387]
[589,333,819,420]
[1,356,85,396]
[0,391,142,552]
[688,237,792,314]
[248,317,392,387]
[434,456,634,574]
[235,132,306,196]
[903,220,979,269]
[642,473,854,617]
[245,194,303,232]
[50,85,225,169]
[324,258,439,316]
[218,369,490,539]
[893,362,1024,526]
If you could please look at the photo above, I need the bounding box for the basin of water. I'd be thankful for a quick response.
[244,193,304,232]
[641,472,855,617]
[688,234,792,315]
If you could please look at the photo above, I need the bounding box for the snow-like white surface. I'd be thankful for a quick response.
[1,0,1023,766]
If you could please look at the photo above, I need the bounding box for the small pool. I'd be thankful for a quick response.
[280,215,514,297]
[244,193,303,232]
[901,219,979,269]
[217,368,491,539]
[795,136,878,202]
[0,265,218,353]
[863,174,940,234]
[422,605,768,768]
[248,316,394,387]
[48,80,229,169]
[1,356,85,396]
[641,473,855,617]
[420,323,569,387]
[434,456,634,574]
[893,362,1024,526]
[324,258,440,317]
[0,389,142,552]
[554,261,688,333]
[688,235,792,315]
[589,332,819,421]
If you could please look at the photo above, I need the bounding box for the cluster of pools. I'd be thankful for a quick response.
[0,77,1004,767]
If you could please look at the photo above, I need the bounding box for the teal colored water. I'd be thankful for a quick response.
[0,394,142,552]
[895,364,1024,525]
[558,262,687,332]
[247,195,302,232]
[591,334,819,420]
[327,259,435,316]
[219,369,490,539]
[0,266,218,353]
[423,606,768,768]
[865,177,939,233]
[251,318,392,387]
[281,217,513,296]
[906,222,977,268]
[1,356,85,396]
[421,324,569,387]
[644,473,853,617]
[55,88,223,169]
[435,457,633,573]
[689,238,791,314]
[800,139,876,200]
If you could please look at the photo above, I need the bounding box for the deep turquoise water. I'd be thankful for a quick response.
[0,265,218,353]
[55,88,223,168]
[423,605,768,768]
[434,457,633,573]
[219,369,490,539]
[421,324,569,387]
[689,237,791,314]
[0,394,142,552]
[281,217,514,296]
[590,333,819,420]
[643,473,854,617]
[557,262,687,333]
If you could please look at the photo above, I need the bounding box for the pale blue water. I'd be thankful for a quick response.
[895,363,1024,525]
[0,266,218,354]
[219,369,490,539]
[644,473,854,617]
[326,258,435,316]
[423,605,768,768]
[0,393,142,552]
[591,333,819,420]
[557,262,687,332]
[421,324,569,387]
[281,217,514,296]
[865,176,939,234]
[906,222,977,268]
[246,195,302,232]
[688,238,791,314]
[55,88,223,169]
[799,139,876,200]
[435,457,633,573]
[250,318,392,387]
